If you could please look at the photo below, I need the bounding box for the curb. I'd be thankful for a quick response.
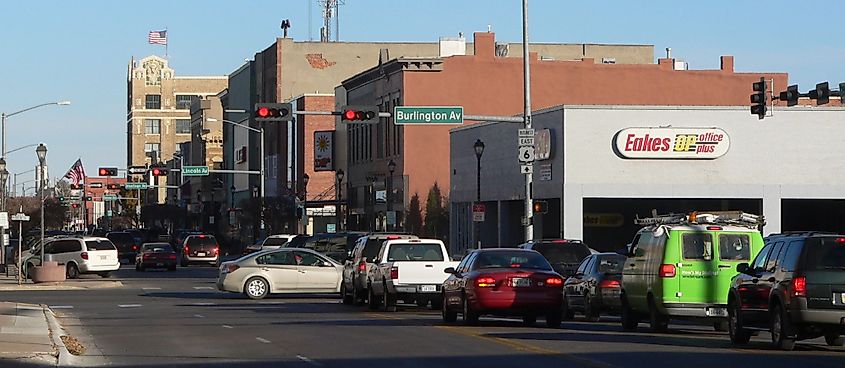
[42,304,73,367]
[0,281,123,291]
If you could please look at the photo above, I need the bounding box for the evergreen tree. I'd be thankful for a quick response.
[424,183,444,238]
[405,193,423,235]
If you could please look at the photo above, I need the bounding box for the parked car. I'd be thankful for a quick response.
[181,234,220,267]
[366,238,459,310]
[620,211,765,332]
[23,236,119,279]
[135,243,178,271]
[341,233,418,305]
[171,230,201,251]
[242,243,265,256]
[217,248,343,299]
[261,234,298,250]
[295,232,366,263]
[517,239,594,278]
[562,253,626,321]
[728,232,845,350]
[106,231,140,263]
[442,248,564,328]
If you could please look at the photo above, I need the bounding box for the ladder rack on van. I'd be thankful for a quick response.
[634,211,764,228]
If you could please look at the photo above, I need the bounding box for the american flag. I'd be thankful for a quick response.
[63,159,86,186]
[148,30,167,45]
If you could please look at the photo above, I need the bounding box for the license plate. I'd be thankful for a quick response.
[420,285,436,292]
[511,278,531,287]
[197,252,206,257]
[100,256,108,260]
[156,263,164,266]
[706,307,728,317]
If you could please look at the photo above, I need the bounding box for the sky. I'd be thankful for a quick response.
[0,0,842,188]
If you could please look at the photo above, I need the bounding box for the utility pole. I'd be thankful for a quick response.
[522,0,534,241]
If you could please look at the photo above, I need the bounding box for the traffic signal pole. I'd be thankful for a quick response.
[522,0,534,242]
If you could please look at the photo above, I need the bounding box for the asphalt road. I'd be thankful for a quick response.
[2,265,844,368]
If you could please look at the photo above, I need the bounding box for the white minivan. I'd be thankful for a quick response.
[24,236,120,279]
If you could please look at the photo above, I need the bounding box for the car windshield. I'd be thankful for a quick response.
[263,237,290,246]
[387,243,444,261]
[85,240,116,251]
[804,238,845,270]
[532,243,591,265]
[474,251,553,271]
[107,233,135,244]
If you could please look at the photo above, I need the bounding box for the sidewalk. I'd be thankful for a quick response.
[0,276,123,292]
[0,302,69,366]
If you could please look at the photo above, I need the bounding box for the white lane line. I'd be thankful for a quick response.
[142,287,161,290]
[297,355,323,367]
[50,305,74,309]
[193,286,214,290]
[193,314,205,318]
[190,302,216,306]
[255,337,271,344]
[221,325,233,329]
[257,301,284,305]
[117,304,142,308]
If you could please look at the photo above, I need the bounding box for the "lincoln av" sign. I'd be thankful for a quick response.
[614,127,730,159]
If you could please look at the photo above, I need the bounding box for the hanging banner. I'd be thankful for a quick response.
[314,131,334,171]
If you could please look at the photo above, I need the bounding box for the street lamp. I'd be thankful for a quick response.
[473,139,485,249]
[302,173,309,234]
[336,169,344,232]
[387,160,396,230]
[36,144,46,261]
[2,101,70,159]
[0,157,6,212]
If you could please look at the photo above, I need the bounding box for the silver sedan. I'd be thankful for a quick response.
[217,248,343,300]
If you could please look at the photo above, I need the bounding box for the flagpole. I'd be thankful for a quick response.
[165,26,168,59]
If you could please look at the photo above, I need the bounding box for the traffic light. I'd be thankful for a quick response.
[58,196,66,203]
[296,206,304,220]
[98,167,118,176]
[71,203,79,209]
[70,184,83,190]
[106,183,121,190]
[533,200,549,214]
[150,167,168,176]
[750,77,767,119]
[254,103,293,122]
[84,196,93,201]
[779,84,800,107]
[809,82,830,105]
[340,105,379,124]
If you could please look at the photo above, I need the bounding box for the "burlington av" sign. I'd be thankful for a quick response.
[613,127,730,159]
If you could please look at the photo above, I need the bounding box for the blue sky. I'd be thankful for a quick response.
[0,0,841,185]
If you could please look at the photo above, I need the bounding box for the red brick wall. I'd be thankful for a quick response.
[298,95,336,201]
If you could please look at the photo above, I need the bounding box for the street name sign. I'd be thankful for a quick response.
[124,182,148,190]
[519,137,534,146]
[394,106,463,125]
[518,129,535,137]
[127,166,147,175]
[88,182,104,189]
[103,194,118,201]
[520,165,534,174]
[183,166,210,176]
[11,213,30,222]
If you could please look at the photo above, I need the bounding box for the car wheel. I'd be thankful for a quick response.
[771,304,796,351]
[824,333,845,346]
[244,277,269,300]
[352,286,365,306]
[647,297,669,333]
[25,263,34,280]
[620,294,639,331]
[441,294,458,323]
[561,294,574,320]
[431,297,444,310]
[584,295,600,322]
[728,299,752,345]
[367,285,380,311]
[382,285,397,312]
[98,272,111,278]
[66,263,80,279]
[462,293,479,326]
[546,309,562,328]
[341,284,354,305]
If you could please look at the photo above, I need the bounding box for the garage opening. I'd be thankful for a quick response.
[781,199,845,234]
[582,198,763,253]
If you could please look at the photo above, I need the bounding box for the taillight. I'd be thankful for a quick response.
[476,277,496,287]
[225,264,240,273]
[599,279,621,288]
[659,264,676,278]
[132,244,139,251]
[706,226,722,230]
[792,276,807,297]
[211,246,219,255]
[836,238,845,243]
[184,245,189,254]
[168,254,177,260]
[357,262,366,272]
[390,266,399,279]
[545,277,563,286]
[80,252,88,260]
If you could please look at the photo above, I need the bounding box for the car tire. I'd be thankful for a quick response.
[367,285,381,311]
[620,294,639,331]
[66,263,80,279]
[648,297,669,333]
[561,294,574,321]
[352,286,365,306]
[546,310,562,328]
[728,299,752,345]
[180,260,188,268]
[341,284,354,305]
[584,295,600,322]
[771,304,796,351]
[462,293,479,326]
[824,333,845,346]
[244,277,269,300]
[98,272,111,278]
[441,293,458,323]
[382,286,397,312]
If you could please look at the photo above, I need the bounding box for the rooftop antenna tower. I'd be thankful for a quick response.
[318,0,345,42]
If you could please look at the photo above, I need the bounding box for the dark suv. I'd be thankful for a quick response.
[106,231,139,263]
[728,232,845,350]
[295,232,366,263]
[517,239,594,278]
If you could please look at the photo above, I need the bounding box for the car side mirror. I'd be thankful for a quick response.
[444,267,456,275]
[736,263,751,275]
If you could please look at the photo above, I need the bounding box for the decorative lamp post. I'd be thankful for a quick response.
[387,160,396,231]
[36,144,47,261]
[336,169,344,231]
[473,139,485,249]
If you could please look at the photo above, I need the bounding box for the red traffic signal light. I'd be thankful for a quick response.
[71,203,80,209]
[340,105,378,123]
[254,103,293,121]
[533,200,549,214]
[106,183,121,190]
[98,167,118,176]
[151,167,168,176]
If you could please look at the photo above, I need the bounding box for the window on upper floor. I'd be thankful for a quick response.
[144,119,160,134]
[176,95,196,110]
[176,119,191,134]
[145,94,161,109]
[144,143,160,153]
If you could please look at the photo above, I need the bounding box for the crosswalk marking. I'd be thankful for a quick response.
[256,337,271,343]
[50,305,74,309]
[118,304,142,308]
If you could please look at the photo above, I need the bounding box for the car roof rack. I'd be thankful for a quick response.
[634,210,764,229]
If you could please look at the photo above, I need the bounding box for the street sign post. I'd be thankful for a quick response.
[127,166,147,175]
[12,212,29,285]
[394,106,464,125]
[183,166,210,176]
[124,182,148,190]
[472,204,486,222]
[518,146,536,163]
[520,165,534,174]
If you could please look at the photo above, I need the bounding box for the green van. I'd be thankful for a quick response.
[620,211,765,332]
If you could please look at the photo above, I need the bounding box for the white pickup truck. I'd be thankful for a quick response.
[367,239,458,311]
